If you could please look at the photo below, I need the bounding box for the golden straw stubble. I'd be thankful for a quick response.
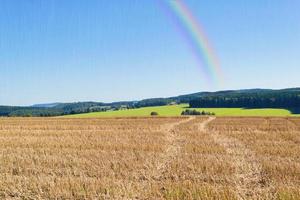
[0,117,299,199]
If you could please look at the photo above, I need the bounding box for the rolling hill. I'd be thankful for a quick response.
[1,87,300,117]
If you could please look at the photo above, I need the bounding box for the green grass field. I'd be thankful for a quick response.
[63,104,299,118]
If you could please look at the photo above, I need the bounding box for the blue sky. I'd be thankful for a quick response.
[0,0,299,106]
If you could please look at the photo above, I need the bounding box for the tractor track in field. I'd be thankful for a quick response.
[127,117,195,199]
[153,116,196,180]
[203,117,274,200]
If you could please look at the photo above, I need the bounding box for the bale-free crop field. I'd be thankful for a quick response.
[0,117,299,199]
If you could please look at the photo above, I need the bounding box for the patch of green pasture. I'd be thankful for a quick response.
[63,105,186,118]
[62,104,298,118]
[195,107,292,116]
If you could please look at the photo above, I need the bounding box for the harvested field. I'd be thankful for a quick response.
[208,117,300,200]
[0,117,299,199]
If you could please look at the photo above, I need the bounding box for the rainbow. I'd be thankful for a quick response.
[157,0,223,86]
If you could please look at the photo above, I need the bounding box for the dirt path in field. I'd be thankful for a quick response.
[204,117,273,200]
[197,116,216,132]
[128,117,196,198]
[153,116,196,180]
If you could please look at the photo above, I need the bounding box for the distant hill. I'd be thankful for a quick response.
[1,87,300,117]
[189,88,300,113]
[32,103,61,108]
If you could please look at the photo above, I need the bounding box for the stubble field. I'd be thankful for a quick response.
[0,117,299,199]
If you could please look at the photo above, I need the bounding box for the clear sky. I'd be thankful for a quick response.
[0,0,299,106]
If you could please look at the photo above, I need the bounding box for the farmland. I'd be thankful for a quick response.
[0,117,299,199]
[64,104,298,118]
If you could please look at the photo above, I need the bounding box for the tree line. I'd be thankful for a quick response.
[189,91,300,110]
[181,109,215,116]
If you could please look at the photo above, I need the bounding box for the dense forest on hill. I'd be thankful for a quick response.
[1,88,299,117]
[189,90,300,113]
